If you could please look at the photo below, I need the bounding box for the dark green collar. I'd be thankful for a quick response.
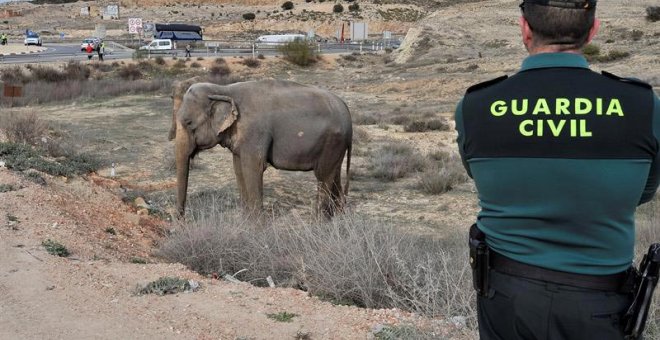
[520,53,590,72]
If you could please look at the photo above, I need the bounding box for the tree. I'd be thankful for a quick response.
[281,1,294,10]
[333,4,344,13]
[242,12,256,20]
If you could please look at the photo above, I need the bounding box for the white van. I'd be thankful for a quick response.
[139,39,174,51]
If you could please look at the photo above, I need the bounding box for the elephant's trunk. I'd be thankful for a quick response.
[175,121,193,217]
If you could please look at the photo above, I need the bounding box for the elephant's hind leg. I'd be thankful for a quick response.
[315,161,344,219]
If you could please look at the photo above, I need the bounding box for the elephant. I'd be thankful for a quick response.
[175,79,353,218]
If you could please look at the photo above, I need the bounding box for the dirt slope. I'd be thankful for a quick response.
[1,169,468,340]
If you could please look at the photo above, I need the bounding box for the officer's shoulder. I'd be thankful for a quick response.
[601,71,652,89]
[466,75,508,94]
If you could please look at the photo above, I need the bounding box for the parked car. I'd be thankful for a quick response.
[24,32,42,46]
[139,39,174,51]
[80,37,100,51]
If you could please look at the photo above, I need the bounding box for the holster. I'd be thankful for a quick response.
[622,243,660,340]
[469,223,490,297]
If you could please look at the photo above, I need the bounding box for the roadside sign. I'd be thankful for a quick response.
[128,18,142,34]
[3,84,22,98]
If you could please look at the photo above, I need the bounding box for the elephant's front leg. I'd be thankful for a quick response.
[232,154,249,206]
[239,153,265,215]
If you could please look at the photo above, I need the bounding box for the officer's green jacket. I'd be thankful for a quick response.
[455,53,660,275]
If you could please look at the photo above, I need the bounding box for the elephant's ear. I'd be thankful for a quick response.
[208,94,239,134]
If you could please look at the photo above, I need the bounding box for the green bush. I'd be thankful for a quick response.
[42,239,69,257]
[582,43,600,58]
[137,276,192,295]
[647,6,660,22]
[0,184,16,193]
[278,41,318,67]
[0,142,102,177]
[281,1,294,10]
[154,56,166,65]
[267,311,297,322]
[333,4,344,13]
[348,3,359,11]
[242,12,256,20]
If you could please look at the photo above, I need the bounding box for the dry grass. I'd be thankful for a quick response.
[418,152,469,195]
[159,199,477,329]
[0,111,48,145]
[369,143,428,181]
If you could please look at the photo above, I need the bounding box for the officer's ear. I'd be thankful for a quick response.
[519,16,533,51]
[586,18,600,45]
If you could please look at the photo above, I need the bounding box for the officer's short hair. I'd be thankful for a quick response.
[522,3,596,49]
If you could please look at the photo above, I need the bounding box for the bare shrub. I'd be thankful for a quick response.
[0,111,48,145]
[1,78,170,107]
[154,56,166,65]
[370,143,428,181]
[240,58,260,68]
[172,59,187,69]
[352,111,380,125]
[210,64,231,77]
[190,62,202,68]
[214,57,227,65]
[160,207,476,327]
[28,65,66,82]
[61,61,91,81]
[1,66,30,84]
[404,119,450,132]
[118,64,143,80]
[418,153,469,195]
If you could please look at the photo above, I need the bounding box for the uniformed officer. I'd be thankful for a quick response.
[455,0,660,339]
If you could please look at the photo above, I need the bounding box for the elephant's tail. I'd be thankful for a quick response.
[343,142,351,196]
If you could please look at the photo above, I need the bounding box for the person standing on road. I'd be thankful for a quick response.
[455,0,660,339]
[98,41,105,61]
[185,43,192,58]
[85,43,94,60]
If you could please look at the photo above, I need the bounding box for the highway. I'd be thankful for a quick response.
[0,40,391,64]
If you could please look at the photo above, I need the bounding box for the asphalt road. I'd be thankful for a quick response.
[0,41,384,64]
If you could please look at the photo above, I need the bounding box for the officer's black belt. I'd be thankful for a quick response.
[490,250,629,292]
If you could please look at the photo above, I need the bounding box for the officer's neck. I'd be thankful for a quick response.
[526,43,583,56]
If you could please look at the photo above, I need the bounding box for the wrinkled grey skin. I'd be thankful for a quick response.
[175,79,353,218]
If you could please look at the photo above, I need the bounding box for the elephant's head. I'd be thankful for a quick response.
[175,83,240,216]
[168,76,205,141]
